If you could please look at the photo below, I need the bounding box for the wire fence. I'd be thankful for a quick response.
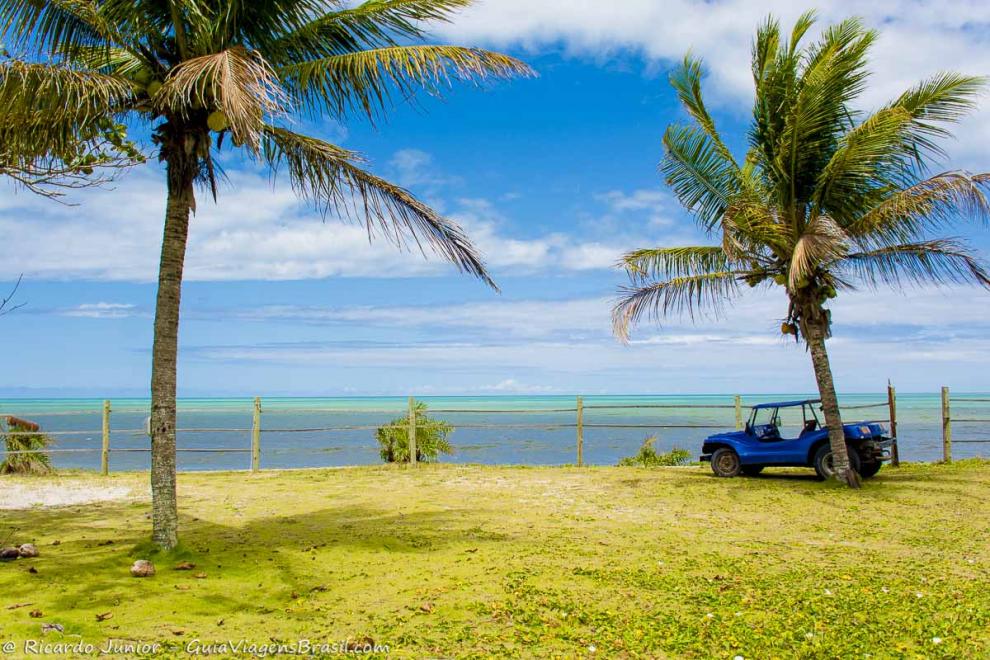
[0,390,937,472]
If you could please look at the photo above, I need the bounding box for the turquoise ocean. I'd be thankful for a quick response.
[1,393,988,471]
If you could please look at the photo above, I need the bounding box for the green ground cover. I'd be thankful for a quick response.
[1,461,988,658]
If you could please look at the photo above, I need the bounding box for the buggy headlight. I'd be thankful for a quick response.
[859,425,871,434]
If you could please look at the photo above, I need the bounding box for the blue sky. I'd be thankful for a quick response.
[2,1,990,397]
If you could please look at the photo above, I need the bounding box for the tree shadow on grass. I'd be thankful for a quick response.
[725,466,990,507]
[682,469,823,484]
[1,500,492,629]
[738,471,822,482]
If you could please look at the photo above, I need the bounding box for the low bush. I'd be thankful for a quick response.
[1,416,54,475]
[376,403,453,463]
[617,436,690,467]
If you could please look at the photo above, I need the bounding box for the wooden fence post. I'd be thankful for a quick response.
[734,395,743,430]
[887,382,899,467]
[941,386,952,463]
[101,400,111,476]
[576,396,584,467]
[251,397,261,472]
[408,396,417,465]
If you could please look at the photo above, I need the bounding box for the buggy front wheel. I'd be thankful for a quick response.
[711,448,742,478]
[859,461,882,478]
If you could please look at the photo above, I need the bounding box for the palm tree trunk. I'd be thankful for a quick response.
[804,319,861,488]
[150,158,195,549]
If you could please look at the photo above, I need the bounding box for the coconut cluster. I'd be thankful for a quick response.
[126,67,231,135]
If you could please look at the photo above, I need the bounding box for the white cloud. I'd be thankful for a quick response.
[59,302,140,319]
[0,167,665,282]
[595,189,677,230]
[437,0,990,165]
[189,331,990,394]
[204,283,990,340]
[484,378,558,393]
[597,189,667,213]
[180,283,990,392]
[17,283,984,394]
[630,334,780,347]
[389,149,459,190]
[236,297,610,339]
[450,196,663,272]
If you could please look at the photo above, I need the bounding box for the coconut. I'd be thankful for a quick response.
[207,111,229,132]
[773,274,787,286]
[132,68,153,86]
[146,81,163,97]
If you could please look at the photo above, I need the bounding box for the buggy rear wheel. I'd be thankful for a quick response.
[711,448,742,477]
[813,444,861,480]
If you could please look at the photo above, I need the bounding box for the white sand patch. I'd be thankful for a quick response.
[0,482,139,509]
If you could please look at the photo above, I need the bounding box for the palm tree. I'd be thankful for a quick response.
[0,0,530,548]
[613,12,990,487]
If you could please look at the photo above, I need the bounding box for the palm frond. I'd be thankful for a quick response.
[846,171,990,247]
[748,12,816,183]
[3,112,99,160]
[269,0,475,61]
[720,189,790,263]
[883,72,987,163]
[838,239,990,289]
[70,44,146,75]
[661,123,738,231]
[1,101,142,199]
[0,0,115,56]
[777,17,876,208]
[612,271,741,341]
[278,44,533,121]
[788,213,848,289]
[618,246,732,282]
[669,56,738,169]
[157,47,288,152]
[816,74,988,222]
[813,106,917,218]
[786,10,817,56]
[0,59,134,123]
[261,125,496,288]
[751,14,780,90]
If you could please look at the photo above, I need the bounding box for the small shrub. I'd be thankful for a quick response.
[618,436,690,467]
[376,403,453,463]
[1,416,54,475]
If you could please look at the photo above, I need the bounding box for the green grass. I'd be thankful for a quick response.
[1,461,988,658]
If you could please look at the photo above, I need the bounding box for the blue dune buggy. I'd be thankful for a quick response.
[700,399,893,479]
